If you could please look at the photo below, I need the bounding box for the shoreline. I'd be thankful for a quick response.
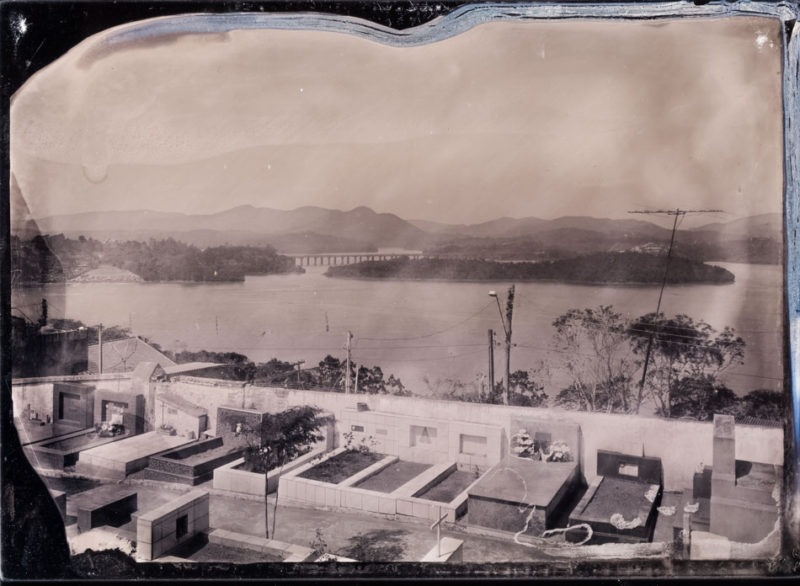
[322,274,736,288]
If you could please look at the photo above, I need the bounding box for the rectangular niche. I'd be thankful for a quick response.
[460,434,488,456]
[410,425,437,447]
[176,514,189,539]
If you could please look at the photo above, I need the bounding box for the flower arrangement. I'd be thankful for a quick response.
[544,440,572,463]
[511,429,535,459]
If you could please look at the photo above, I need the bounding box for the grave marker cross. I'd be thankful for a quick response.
[430,506,448,558]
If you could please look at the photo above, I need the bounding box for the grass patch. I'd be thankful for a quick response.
[298,450,383,484]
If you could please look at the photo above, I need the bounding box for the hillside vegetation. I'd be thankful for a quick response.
[11,235,301,284]
[325,252,735,285]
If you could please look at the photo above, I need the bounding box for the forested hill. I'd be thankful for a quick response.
[11,235,301,284]
[325,252,735,285]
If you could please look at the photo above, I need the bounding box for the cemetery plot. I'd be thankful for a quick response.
[468,457,582,536]
[298,450,384,484]
[24,426,133,470]
[144,436,244,485]
[355,460,432,493]
[213,446,330,496]
[413,469,475,503]
[568,476,661,544]
[568,451,663,544]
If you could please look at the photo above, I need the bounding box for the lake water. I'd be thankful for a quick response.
[13,261,784,396]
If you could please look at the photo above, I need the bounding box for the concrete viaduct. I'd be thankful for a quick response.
[285,253,424,267]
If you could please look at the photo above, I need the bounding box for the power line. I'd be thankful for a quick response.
[626,207,724,412]
[359,301,493,342]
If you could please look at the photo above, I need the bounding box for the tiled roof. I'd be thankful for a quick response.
[163,362,222,375]
[87,337,175,374]
[734,416,782,428]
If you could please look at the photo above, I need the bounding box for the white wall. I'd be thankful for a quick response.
[15,378,784,492]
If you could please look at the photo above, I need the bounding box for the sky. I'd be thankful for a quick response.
[10,14,785,227]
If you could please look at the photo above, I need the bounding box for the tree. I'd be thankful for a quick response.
[243,406,331,539]
[669,376,738,421]
[628,313,745,418]
[552,306,638,413]
[315,355,347,391]
[507,370,548,407]
[736,389,785,422]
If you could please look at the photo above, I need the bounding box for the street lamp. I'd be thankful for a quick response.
[489,286,515,406]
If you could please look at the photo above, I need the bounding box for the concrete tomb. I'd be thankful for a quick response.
[154,392,208,439]
[215,406,266,447]
[136,489,210,561]
[468,455,581,535]
[144,436,244,485]
[675,414,781,547]
[568,450,662,544]
[24,425,134,470]
[67,484,138,533]
[94,389,146,435]
[52,382,94,429]
[76,431,194,479]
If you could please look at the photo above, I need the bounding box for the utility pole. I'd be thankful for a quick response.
[627,208,722,413]
[345,331,353,394]
[98,323,104,374]
[488,329,495,397]
[489,284,515,405]
[505,285,515,406]
[294,360,305,386]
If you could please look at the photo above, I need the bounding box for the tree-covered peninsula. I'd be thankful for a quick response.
[11,234,302,284]
[324,252,735,285]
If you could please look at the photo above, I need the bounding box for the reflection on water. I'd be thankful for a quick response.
[13,262,783,395]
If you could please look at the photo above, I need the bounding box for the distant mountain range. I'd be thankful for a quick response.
[14,205,782,263]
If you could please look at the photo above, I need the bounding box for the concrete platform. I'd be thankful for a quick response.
[468,457,581,534]
[66,484,138,532]
[76,432,194,479]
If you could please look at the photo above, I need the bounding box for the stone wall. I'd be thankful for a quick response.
[339,407,504,468]
[156,383,783,492]
[13,377,786,492]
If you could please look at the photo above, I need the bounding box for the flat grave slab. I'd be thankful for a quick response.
[468,457,580,534]
[67,484,138,532]
[569,476,660,543]
[470,457,577,507]
[77,431,193,478]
